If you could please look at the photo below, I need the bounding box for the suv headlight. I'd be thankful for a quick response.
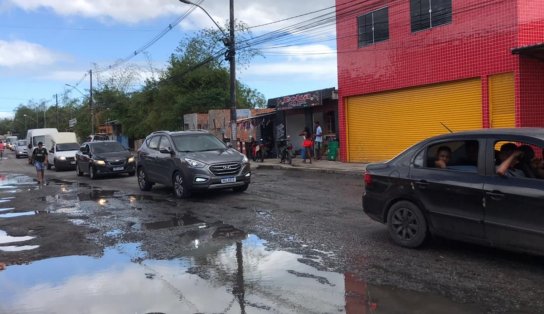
[95,160,106,166]
[242,155,249,163]
[185,158,206,168]
[128,156,135,163]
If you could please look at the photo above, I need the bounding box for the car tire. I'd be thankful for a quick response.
[89,165,97,180]
[47,162,52,170]
[76,163,83,176]
[387,201,427,248]
[137,168,153,191]
[54,160,59,172]
[233,183,249,193]
[173,172,191,199]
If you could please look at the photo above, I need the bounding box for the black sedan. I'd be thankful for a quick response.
[75,141,135,179]
[363,128,544,255]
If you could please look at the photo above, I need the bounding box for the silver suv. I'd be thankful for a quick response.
[136,130,251,198]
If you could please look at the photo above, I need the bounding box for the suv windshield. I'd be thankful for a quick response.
[91,142,126,154]
[17,140,27,146]
[57,143,81,151]
[172,134,226,152]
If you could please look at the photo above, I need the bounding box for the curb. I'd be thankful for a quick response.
[253,163,363,176]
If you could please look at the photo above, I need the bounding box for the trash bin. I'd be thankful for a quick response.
[327,140,338,161]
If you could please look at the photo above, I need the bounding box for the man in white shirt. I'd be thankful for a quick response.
[314,121,323,160]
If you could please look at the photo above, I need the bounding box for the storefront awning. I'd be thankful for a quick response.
[512,43,544,61]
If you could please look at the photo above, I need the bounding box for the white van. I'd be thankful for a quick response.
[26,128,59,164]
[47,132,79,171]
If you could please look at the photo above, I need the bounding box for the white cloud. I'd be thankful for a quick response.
[0,111,15,119]
[7,0,184,24]
[244,49,337,77]
[0,40,61,68]
[270,44,337,61]
[7,0,335,29]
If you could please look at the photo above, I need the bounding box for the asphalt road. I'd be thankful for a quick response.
[1,149,544,313]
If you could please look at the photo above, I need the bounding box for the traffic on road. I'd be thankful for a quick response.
[1,136,544,313]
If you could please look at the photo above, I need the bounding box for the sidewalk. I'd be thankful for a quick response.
[251,157,367,176]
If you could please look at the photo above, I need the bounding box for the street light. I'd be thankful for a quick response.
[179,0,237,145]
[65,83,94,134]
[23,114,37,130]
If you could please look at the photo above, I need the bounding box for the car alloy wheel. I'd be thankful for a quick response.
[137,168,152,191]
[173,172,191,199]
[387,201,427,248]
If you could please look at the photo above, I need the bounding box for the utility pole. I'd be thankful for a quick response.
[55,94,59,129]
[178,0,237,147]
[90,69,94,134]
[229,0,237,146]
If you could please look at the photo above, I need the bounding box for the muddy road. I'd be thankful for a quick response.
[1,151,544,313]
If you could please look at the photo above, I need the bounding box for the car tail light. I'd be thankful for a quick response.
[364,172,372,187]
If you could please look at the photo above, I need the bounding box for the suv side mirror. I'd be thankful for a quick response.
[28,144,32,149]
[159,147,174,155]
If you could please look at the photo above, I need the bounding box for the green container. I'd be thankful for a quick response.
[327,140,338,161]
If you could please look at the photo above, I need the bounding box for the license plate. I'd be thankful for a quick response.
[113,167,124,171]
[70,161,76,165]
[221,177,236,184]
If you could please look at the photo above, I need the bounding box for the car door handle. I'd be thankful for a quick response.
[415,180,429,189]
[486,191,504,200]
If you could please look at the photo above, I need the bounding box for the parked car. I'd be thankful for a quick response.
[137,130,251,198]
[363,128,544,255]
[85,133,110,142]
[15,140,28,159]
[75,141,135,179]
[47,142,80,171]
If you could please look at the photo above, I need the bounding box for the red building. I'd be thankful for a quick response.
[336,0,544,162]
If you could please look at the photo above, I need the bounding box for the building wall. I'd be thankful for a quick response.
[335,0,544,161]
[518,58,544,127]
[518,0,544,46]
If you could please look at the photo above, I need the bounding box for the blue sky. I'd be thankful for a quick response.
[0,0,337,119]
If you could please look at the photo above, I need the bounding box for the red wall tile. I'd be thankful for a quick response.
[336,0,544,162]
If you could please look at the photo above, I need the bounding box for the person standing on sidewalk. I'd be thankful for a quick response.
[31,142,48,184]
[299,127,313,163]
[0,141,4,159]
[314,121,323,160]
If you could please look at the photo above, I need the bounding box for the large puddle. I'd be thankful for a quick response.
[0,174,485,313]
[0,234,483,314]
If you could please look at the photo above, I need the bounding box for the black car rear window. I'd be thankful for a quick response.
[91,142,126,153]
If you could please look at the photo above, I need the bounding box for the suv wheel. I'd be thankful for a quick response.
[89,165,97,180]
[233,183,249,193]
[173,172,191,199]
[76,163,83,176]
[387,201,427,248]
[137,168,153,191]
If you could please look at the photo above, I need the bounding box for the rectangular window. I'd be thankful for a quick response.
[358,7,389,47]
[410,0,452,32]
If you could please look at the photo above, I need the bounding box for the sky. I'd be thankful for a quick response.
[0,0,338,119]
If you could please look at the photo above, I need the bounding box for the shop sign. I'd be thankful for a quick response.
[274,91,322,110]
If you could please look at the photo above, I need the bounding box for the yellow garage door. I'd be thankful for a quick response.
[346,79,482,162]
[489,73,515,128]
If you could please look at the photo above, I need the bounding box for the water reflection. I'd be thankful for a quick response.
[0,211,36,218]
[0,235,484,313]
[0,229,38,252]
